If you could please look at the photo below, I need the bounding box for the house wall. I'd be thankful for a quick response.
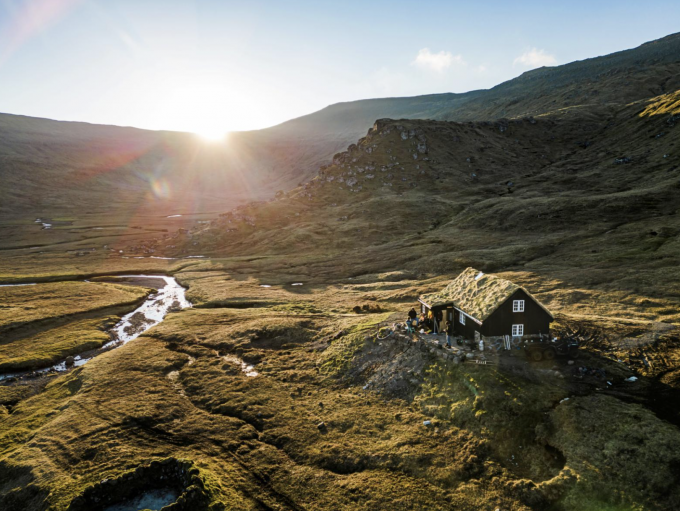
[451,308,482,339]
[480,289,552,337]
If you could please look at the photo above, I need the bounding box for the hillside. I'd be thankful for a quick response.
[156,88,680,323]
[2,34,680,511]
[258,31,680,180]
[2,32,679,221]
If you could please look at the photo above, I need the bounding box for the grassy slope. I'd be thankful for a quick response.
[2,32,679,221]
[0,308,534,511]
[0,317,117,372]
[0,282,149,334]
[0,283,152,373]
[2,297,678,510]
[167,90,679,325]
[2,34,680,511]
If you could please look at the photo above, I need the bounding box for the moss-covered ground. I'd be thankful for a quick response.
[0,258,678,510]
[0,89,679,511]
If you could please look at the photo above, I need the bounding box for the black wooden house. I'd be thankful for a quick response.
[418,268,553,341]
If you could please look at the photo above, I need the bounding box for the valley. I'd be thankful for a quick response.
[1,31,680,511]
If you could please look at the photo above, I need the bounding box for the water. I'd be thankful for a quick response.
[102,487,180,511]
[222,354,259,377]
[0,275,191,380]
[34,218,51,229]
[106,275,191,345]
[132,256,178,260]
[0,283,37,287]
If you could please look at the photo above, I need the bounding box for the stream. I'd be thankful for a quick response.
[0,275,191,381]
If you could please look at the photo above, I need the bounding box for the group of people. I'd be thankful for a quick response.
[406,308,427,330]
[406,307,456,347]
[407,307,443,332]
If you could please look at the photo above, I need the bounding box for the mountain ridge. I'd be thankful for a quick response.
[2,31,679,220]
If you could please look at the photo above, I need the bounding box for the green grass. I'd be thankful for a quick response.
[0,282,150,334]
[0,317,117,372]
[1,56,680,511]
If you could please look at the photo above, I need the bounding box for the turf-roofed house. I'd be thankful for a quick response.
[418,268,554,343]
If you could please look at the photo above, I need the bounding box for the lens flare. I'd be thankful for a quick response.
[150,178,171,199]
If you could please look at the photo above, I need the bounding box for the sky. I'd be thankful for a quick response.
[0,0,679,136]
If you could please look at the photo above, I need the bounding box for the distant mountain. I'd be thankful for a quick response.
[2,32,679,218]
[260,31,680,164]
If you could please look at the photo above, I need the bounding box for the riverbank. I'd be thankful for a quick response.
[0,276,191,380]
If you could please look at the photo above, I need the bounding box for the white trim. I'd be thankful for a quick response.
[418,299,483,325]
[518,288,554,320]
[513,300,525,312]
[512,324,524,337]
[459,312,466,325]
[452,306,482,325]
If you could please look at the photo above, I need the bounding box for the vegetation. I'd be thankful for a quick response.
[0,281,150,334]
[0,317,116,372]
[1,34,680,511]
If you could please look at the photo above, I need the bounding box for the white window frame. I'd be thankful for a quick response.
[512,324,524,337]
[459,312,466,325]
[513,300,525,312]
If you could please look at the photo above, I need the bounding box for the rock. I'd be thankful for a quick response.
[317,422,327,431]
[423,420,432,426]
[568,360,575,365]
[65,356,75,367]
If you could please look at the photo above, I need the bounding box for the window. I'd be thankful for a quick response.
[459,312,466,325]
[512,324,524,337]
[513,300,525,312]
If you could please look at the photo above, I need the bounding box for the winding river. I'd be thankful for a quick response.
[0,275,191,381]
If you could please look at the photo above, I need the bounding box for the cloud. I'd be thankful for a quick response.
[412,48,465,73]
[513,48,557,68]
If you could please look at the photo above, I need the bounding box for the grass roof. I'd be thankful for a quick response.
[419,267,552,322]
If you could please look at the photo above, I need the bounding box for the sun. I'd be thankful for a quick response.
[195,127,227,142]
